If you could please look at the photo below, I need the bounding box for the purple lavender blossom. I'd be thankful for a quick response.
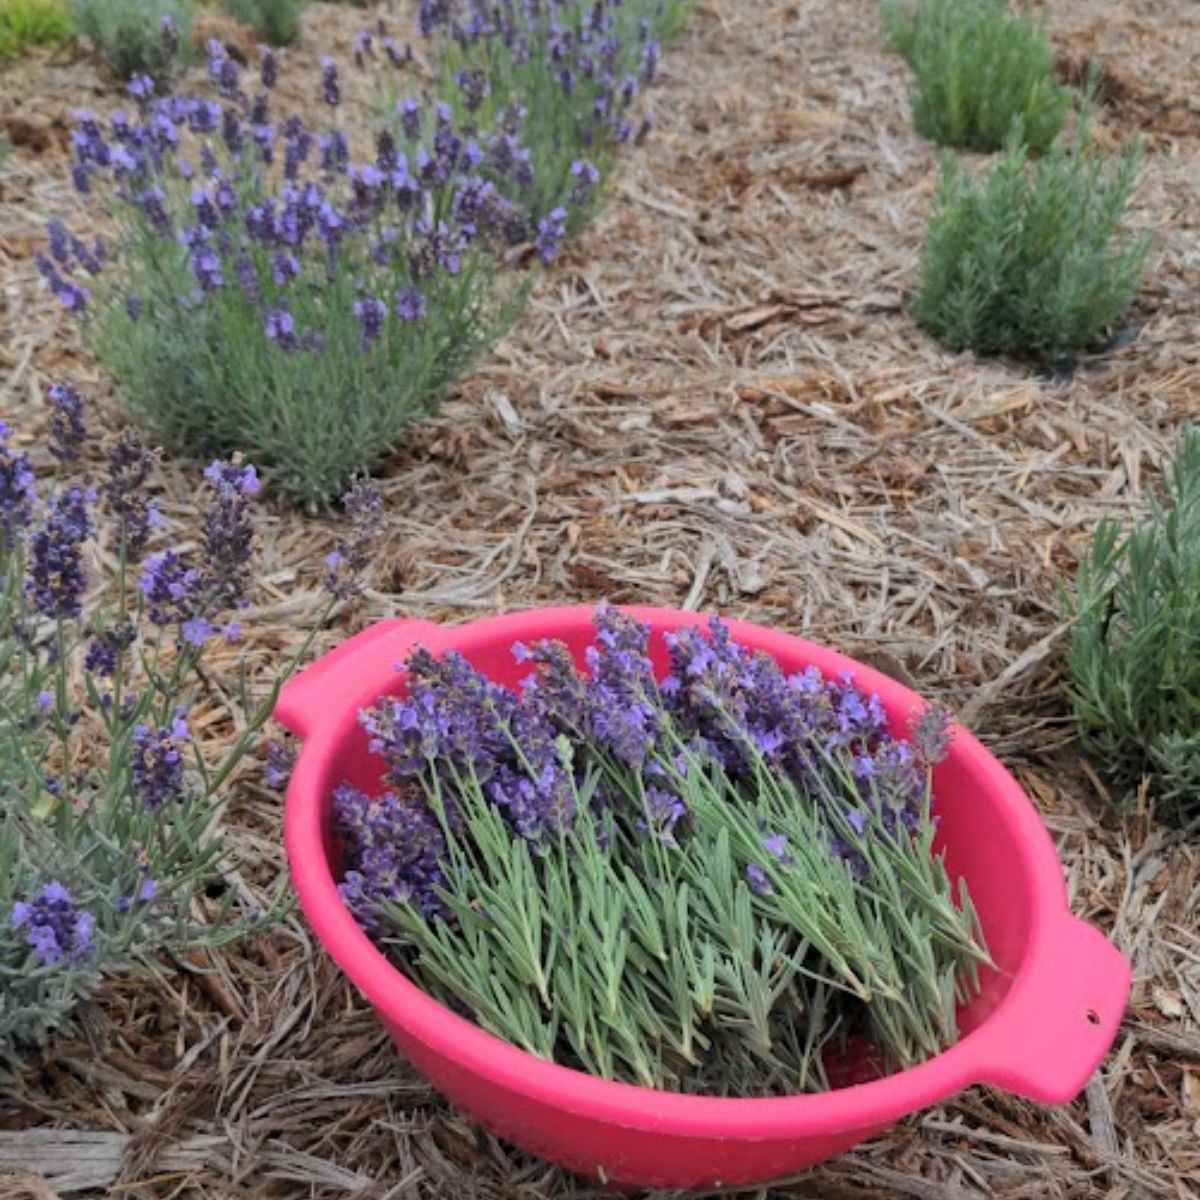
[265,307,298,349]
[397,96,423,141]
[134,185,170,231]
[265,738,296,789]
[319,130,349,175]
[140,549,202,627]
[911,704,953,767]
[354,29,373,68]
[321,58,341,107]
[334,785,446,926]
[235,253,260,301]
[26,487,91,620]
[454,67,489,111]
[208,39,241,99]
[103,429,157,558]
[201,459,259,609]
[535,207,568,264]
[10,882,95,967]
[131,715,190,808]
[393,285,426,323]
[261,47,278,90]
[160,14,180,60]
[641,40,661,83]
[0,422,36,550]
[128,75,155,105]
[569,159,600,207]
[84,622,135,677]
[46,384,86,464]
[353,296,388,345]
[272,251,301,285]
[746,864,771,895]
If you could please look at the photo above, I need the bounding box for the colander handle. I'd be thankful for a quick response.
[972,913,1131,1104]
[274,618,443,739]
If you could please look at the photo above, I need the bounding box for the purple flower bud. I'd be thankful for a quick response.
[131,720,188,808]
[353,296,388,345]
[265,307,298,349]
[128,74,155,104]
[11,882,95,967]
[393,285,426,323]
[746,864,771,895]
[188,99,221,134]
[641,40,661,84]
[47,383,86,462]
[160,14,180,59]
[27,487,91,619]
[321,58,341,107]
[354,29,373,68]
[261,46,278,89]
[271,251,300,285]
[535,206,568,264]
[569,158,600,206]
[397,96,422,141]
[182,616,213,646]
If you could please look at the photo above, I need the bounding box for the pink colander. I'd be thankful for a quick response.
[276,606,1131,1190]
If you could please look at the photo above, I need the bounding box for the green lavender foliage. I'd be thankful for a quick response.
[383,720,986,1093]
[1065,427,1200,822]
[0,0,74,60]
[913,118,1149,362]
[223,0,306,45]
[67,0,191,81]
[882,0,1070,153]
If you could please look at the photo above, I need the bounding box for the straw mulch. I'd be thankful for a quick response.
[1,0,1198,1196]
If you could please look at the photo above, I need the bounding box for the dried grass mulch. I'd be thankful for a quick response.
[1,0,1199,1196]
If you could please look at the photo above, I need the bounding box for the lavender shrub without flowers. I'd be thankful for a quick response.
[336,606,988,1095]
[0,393,339,1065]
[44,42,568,507]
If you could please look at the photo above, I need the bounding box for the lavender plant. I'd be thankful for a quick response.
[1065,427,1200,822]
[393,0,688,228]
[223,0,306,46]
[882,0,1070,154]
[68,1,190,82]
[42,42,570,507]
[0,394,337,1065]
[914,116,1148,362]
[336,607,987,1094]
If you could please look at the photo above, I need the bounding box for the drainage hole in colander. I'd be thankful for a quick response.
[1086,1009,1100,1026]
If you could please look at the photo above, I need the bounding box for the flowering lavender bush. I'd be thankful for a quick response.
[43,43,570,507]
[335,606,987,1094]
[68,1,190,82]
[0,394,335,1065]
[409,0,687,228]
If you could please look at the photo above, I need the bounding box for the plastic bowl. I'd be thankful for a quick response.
[276,606,1130,1190]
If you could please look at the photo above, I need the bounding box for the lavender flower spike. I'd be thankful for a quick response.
[11,882,95,967]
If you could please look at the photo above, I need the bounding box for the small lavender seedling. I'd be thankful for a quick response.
[913,115,1149,362]
[882,0,1071,154]
[1065,427,1200,822]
